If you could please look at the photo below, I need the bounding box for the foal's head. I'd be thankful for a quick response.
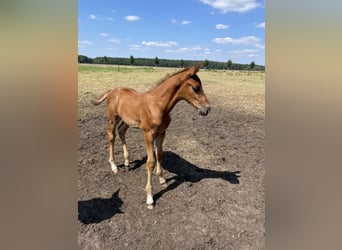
[179,63,211,116]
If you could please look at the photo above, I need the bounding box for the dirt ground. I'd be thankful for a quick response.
[78,67,265,249]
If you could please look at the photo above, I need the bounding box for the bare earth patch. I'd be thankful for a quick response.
[78,65,265,249]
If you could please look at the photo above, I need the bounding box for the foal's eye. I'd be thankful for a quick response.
[192,86,200,93]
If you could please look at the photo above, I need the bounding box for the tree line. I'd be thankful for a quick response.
[78,55,265,71]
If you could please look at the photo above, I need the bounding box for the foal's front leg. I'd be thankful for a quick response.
[144,131,155,209]
[154,132,167,187]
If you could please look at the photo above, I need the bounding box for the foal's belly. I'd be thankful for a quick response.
[121,116,141,129]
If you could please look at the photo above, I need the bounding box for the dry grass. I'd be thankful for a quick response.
[78,64,264,118]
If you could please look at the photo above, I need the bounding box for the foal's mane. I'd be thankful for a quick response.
[153,67,191,88]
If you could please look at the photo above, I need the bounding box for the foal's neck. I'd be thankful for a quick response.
[152,72,187,114]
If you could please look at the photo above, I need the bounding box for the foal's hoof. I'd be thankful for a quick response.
[147,204,154,210]
[160,182,168,188]
[112,169,118,174]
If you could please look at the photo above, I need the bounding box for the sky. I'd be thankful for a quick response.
[78,0,265,65]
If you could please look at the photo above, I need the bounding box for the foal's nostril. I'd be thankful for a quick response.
[199,106,210,116]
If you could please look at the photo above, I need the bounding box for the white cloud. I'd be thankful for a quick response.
[254,43,265,49]
[100,33,109,37]
[181,20,192,25]
[171,19,192,25]
[233,49,258,53]
[129,45,142,51]
[125,15,140,22]
[228,48,261,59]
[89,14,114,21]
[216,24,229,29]
[192,45,204,51]
[256,22,265,28]
[200,0,261,13]
[78,40,94,46]
[142,41,178,47]
[212,36,259,45]
[165,48,187,53]
[204,48,211,54]
[165,45,214,55]
[108,38,120,44]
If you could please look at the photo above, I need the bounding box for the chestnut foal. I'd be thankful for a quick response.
[92,63,210,209]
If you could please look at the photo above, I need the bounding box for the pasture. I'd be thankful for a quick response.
[78,64,265,249]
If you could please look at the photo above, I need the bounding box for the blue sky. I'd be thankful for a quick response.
[78,0,265,65]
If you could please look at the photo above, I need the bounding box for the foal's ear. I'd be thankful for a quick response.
[189,62,203,76]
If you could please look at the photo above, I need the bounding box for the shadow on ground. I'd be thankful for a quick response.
[128,151,241,203]
[78,151,240,224]
[78,189,123,224]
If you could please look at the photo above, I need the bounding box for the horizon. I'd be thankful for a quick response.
[78,54,265,67]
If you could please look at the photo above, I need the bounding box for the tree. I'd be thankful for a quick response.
[204,59,209,69]
[227,59,232,69]
[104,56,108,64]
[78,55,93,63]
[130,55,134,65]
[250,61,255,70]
[154,56,159,66]
[180,59,185,68]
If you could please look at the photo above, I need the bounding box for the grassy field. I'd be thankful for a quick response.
[78,64,264,119]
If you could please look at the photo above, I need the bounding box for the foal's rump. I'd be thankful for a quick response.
[91,87,143,128]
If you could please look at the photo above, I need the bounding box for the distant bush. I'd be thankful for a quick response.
[78,55,93,63]
[78,55,265,71]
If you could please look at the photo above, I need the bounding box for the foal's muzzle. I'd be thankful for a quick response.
[198,105,210,116]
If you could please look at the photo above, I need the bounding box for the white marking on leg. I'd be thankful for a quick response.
[124,159,130,167]
[109,160,118,173]
[159,177,168,187]
[146,195,154,205]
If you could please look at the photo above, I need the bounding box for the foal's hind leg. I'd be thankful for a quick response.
[108,117,120,173]
[117,121,130,168]
[154,131,167,187]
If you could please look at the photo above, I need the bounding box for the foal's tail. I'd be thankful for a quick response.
[91,90,112,106]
